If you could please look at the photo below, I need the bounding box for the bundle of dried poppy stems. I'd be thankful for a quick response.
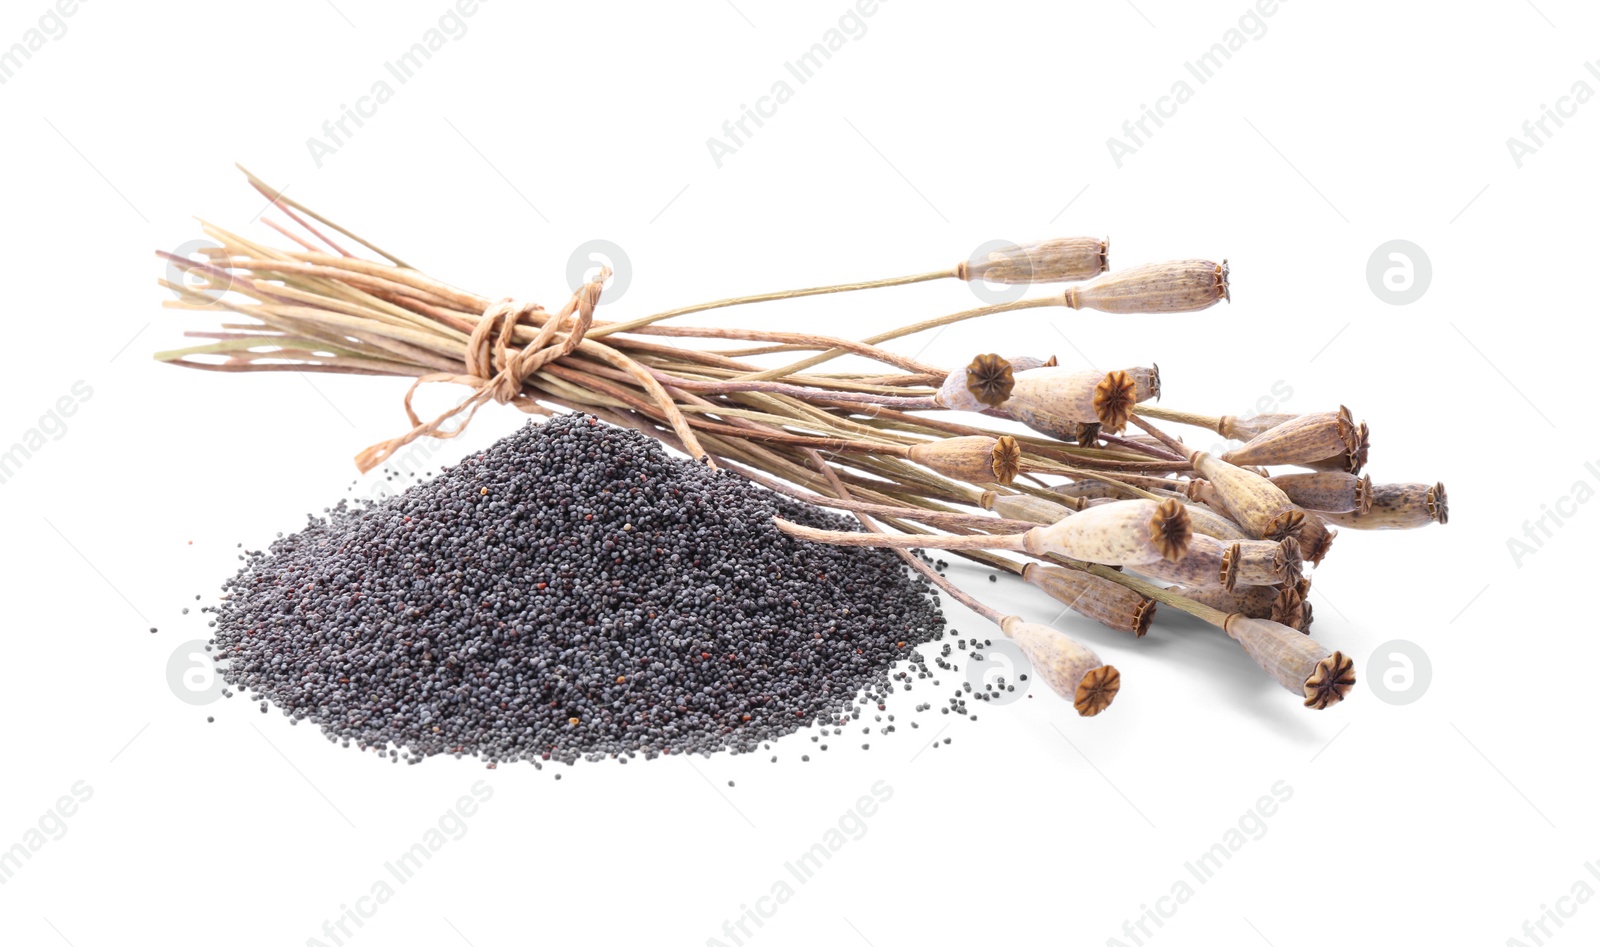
[155,167,1447,718]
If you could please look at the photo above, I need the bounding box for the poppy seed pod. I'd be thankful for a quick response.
[1226,537,1302,588]
[1222,615,1353,709]
[1170,583,1281,619]
[906,435,1021,485]
[1008,366,1159,437]
[934,353,1059,411]
[1020,564,1156,636]
[1223,406,1362,468]
[1052,480,1133,502]
[1020,497,1192,565]
[979,491,1077,525]
[958,237,1109,284]
[1269,471,1374,515]
[999,616,1120,715]
[1292,512,1337,565]
[1318,482,1447,530]
[1132,531,1236,590]
[1188,451,1306,541]
[1299,420,1370,475]
[1062,259,1229,314]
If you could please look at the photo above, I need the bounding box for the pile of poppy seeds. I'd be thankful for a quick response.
[207,414,962,767]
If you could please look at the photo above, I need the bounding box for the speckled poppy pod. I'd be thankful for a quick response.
[979,491,1079,524]
[1225,537,1302,588]
[1061,259,1229,314]
[1299,420,1370,475]
[1132,531,1237,589]
[1020,564,1156,637]
[1171,583,1281,619]
[998,616,1120,715]
[934,354,1058,411]
[1052,480,1133,502]
[1269,471,1374,515]
[1318,482,1448,530]
[1187,451,1306,541]
[1009,366,1159,436]
[1291,512,1336,566]
[1223,406,1363,468]
[957,237,1110,284]
[906,435,1021,485]
[1018,497,1192,565]
[1172,582,1309,631]
[1223,616,1353,709]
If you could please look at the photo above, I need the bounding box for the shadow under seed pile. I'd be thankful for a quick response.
[212,414,945,765]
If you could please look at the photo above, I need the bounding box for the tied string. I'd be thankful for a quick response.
[354,269,609,473]
[354,268,712,474]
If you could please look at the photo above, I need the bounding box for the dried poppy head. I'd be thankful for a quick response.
[1063,259,1230,313]
[1147,498,1192,562]
[1000,615,1118,715]
[1271,586,1306,633]
[1298,519,1336,566]
[959,237,1109,284]
[1131,598,1157,638]
[1218,543,1242,591]
[1093,369,1138,433]
[1265,508,1306,541]
[991,435,1022,484]
[1279,536,1304,586]
[965,353,1016,408]
[1346,421,1371,473]
[1075,665,1121,717]
[1428,482,1448,525]
[1304,651,1355,709]
[1356,473,1374,514]
[1074,421,1102,447]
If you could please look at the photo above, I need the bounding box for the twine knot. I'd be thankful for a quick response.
[353,268,609,472]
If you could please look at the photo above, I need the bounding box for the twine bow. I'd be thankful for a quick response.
[354,268,609,472]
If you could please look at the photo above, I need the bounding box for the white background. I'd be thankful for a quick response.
[0,1,1592,945]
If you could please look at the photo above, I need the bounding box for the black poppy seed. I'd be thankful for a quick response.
[206,415,944,767]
